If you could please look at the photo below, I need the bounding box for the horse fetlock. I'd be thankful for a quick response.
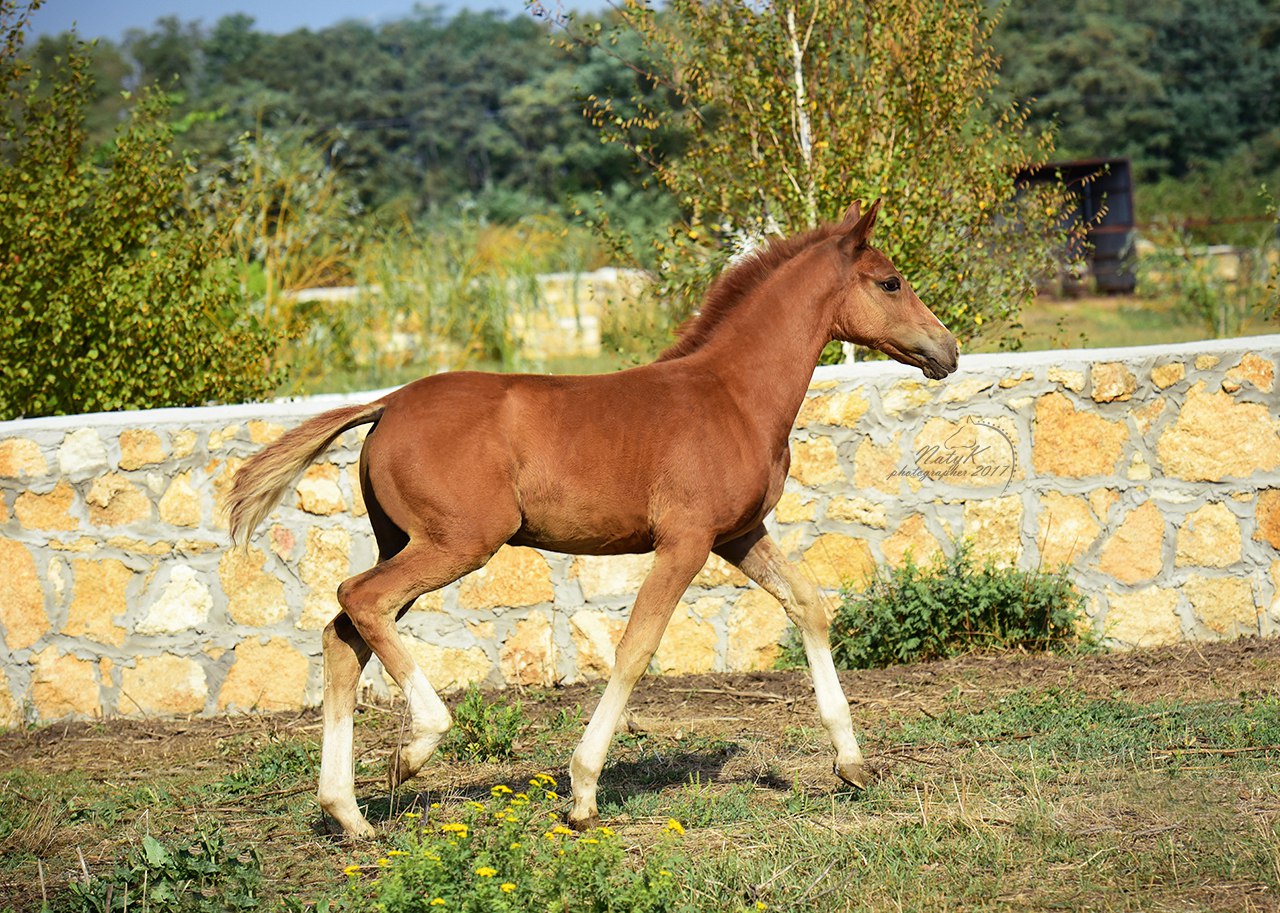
[568,811,602,832]
[318,791,376,839]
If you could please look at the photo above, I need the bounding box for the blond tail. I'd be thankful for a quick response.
[226,402,385,546]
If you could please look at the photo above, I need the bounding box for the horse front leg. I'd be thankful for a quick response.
[715,526,867,788]
[568,541,710,829]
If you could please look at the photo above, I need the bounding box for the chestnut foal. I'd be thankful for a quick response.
[227,200,958,837]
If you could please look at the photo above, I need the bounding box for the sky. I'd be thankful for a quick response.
[26,0,575,42]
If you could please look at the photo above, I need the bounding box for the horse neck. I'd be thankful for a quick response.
[684,246,838,444]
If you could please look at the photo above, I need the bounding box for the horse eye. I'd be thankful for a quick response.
[880,278,901,292]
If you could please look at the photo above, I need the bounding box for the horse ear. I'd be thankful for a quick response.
[840,198,881,252]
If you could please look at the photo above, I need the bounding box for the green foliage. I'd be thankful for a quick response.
[0,4,277,419]
[444,684,527,763]
[1137,217,1279,337]
[789,541,1095,670]
[347,777,691,913]
[210,738,317,797]
[63,827,262,913]
[576,0,1077,346]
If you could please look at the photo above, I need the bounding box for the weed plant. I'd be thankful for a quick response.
[786,540,1094,670]
[444,685,527,763]
[64,827,262,913]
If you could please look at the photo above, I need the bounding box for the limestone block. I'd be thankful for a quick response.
[0,438,47,478]
[1224,352,1275,393]
[1032,393,1127,478]
[802,533,875,589]
[248,421,285,445]
[963,495,1023,564]
[86,474,151,527]
[938,376,995,403]
[827,496,887,528]
[998,372,1034,390]
[0,667,21,728]
[297,463,345,515]
[58,429,107,476]
[159,472,202,527]
[1174,502,1242,568]
[1091,363,1137,402]
[1088,489,1120,523]
[795,389,869,427]
[1127,452,1153,482]
[347,463,367,518]
[882,380,934,415]
[1156,382,1280,481]
[727,589,788,671]
[208,457,245,530]
[219,547,289,626]
[208,424,242,450]
[408,591,446,613]
[1131,398,1166,434]
[853,435,904,494]
[1037,492,1101,569]
[1046,368,1085,393]
[1150,362,1185,390]
[1104,587,1182,647]
[654,598,720,675]
[389,637,492,693]
[1183,575,1258,637]
[1195,355,1220,371]
[1254,490,1280,550]
[499,612,556,686]
[0,539,49,650]
[459,546,553,610]
[66,558,130,646]
[913,417,1021,488]
[1096,502,1165,585]
[299,527,351,630]
[30,646,100,718]
[694,553,750,588]
[137,565,213,635]
[789,437,844,486]
[269,525,297,561]
[883,514,943,568]
[218,638,310,711]
[15,481,78,531]
[119,655,208,715]
[118,429,165,470]
[570,610,626,679]
[773,491,816,524]
[571,553,652,601]
[171,430,198,459]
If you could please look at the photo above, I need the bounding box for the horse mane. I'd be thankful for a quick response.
[656,222,841,362]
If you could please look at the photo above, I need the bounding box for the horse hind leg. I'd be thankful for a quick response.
[336,542,490,796]
[317,611,374,837]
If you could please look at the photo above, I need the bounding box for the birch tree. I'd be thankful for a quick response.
[581,0,1078,348]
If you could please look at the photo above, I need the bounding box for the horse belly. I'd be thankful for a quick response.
[509,485,654,555]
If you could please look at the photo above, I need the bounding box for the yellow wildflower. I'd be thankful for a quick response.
[376,858,390,867]
[476,866,498,877]
[430,802,441,809]
[659,870,671,877]
[509,842,522,850]
[756,904,768,910]
[491,784,513,796]
[598,827,615,837]
[429,900,446,907]
[500,883,516,893]
[343,864,361,876]
[440,823,469,837]
[665,819,685,836]
[582,838,599,845]
[468,801,486,812]
[551,825,574,836]
[531,773,557,788]
[387,850,407,857]
[403,811,422,820]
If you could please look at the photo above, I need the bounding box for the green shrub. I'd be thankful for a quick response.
[787,540,1095,670]
[0,5,277,419]
[444,684,526,763]
[346,776,691,913]
[63,827,262,913]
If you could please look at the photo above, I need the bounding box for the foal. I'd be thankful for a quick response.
[227,200,958,836]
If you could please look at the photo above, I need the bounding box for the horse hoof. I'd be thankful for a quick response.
[834,760,870,790]
[568,813,602,832]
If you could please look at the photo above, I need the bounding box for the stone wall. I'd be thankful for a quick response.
[1,335,1278,724]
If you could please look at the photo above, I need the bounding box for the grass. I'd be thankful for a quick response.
[1,643,1278,911]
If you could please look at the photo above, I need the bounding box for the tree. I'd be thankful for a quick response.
[577,0,1076,346]
[0,2,277,418]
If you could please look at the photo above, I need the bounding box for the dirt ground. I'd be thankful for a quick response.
[3,637,1279,911]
